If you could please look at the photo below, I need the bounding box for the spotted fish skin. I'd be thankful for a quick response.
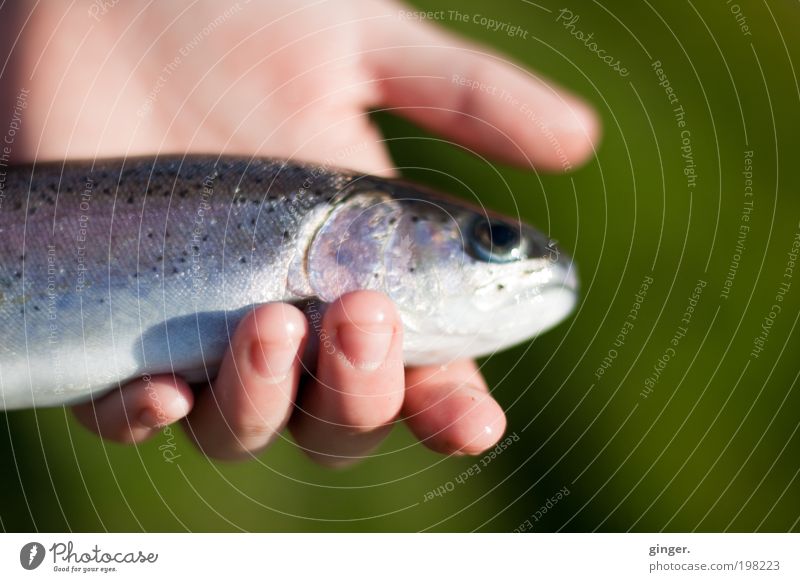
[0,156,359,409]
[0,155,578,410]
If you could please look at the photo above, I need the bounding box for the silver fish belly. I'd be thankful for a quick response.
[0,156,578,409]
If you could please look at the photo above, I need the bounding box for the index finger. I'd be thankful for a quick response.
[362,4,600,170]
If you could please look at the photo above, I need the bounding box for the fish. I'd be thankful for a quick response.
[0,155,578,409]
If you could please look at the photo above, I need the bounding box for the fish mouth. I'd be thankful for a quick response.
[478,258,579,336]
[403,278,578,365]
[474,250,579,304]
[559,260,579,294]
[534,259,579,330]
[542,235,579,291]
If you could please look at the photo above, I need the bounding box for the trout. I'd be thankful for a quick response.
[0,156,577,409]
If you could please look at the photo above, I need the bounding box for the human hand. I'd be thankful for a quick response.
[9,0,598,464]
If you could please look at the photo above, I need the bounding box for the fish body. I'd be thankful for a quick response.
[0,156,577,409]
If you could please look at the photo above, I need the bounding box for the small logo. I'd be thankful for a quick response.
[20,542,46,570]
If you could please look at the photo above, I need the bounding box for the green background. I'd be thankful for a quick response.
[2,0,798,532]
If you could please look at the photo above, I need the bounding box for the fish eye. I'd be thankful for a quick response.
[468,217,525,263]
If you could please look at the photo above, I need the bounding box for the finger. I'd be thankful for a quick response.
[290,291,404,467]
[281,123,399,179]
[72,375,193,444]
[185,303,307,461]
[403,360,506,455]
[363,7,600,170]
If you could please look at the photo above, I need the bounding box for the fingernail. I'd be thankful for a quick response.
[249,339,299,381]
[336,323,394,370]
[138,409,162,429]
[138,397,191,429]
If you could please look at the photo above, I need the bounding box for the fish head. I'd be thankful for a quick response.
[305,185,578,365]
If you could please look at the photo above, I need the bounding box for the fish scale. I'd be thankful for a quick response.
[0,156,350,408]
[0,155,578,409]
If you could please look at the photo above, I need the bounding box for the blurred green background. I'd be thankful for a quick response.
[2,0,798,532]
